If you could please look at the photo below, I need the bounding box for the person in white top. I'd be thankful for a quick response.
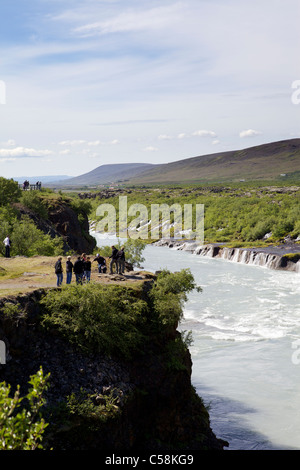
[3,236,11,258]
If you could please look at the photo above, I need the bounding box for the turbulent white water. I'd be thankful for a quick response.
[94,234,300,450]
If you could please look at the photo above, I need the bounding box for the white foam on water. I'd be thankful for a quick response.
[92,235,300,449]
[139,244,300,450]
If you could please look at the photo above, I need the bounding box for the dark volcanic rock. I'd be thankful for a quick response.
[14,200,96,255]
[0,288,227,451]
[47,200,96,254]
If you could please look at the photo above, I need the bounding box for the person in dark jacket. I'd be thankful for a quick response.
[117,246,125,274]
[66,256,73,284]
[83,256,91,283]
[109,245,119,274]
[93,253,107,273]
[55,257,63,287]
[73,256,84,284]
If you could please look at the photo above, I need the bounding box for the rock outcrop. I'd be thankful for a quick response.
[0,282,227,451]
[14,200,96,255]
[154,239,300,273]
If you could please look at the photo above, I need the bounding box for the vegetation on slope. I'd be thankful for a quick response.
[0,178,95,257]
[126,138,300,184]
[89,183,300,246]
[0,270,208,450]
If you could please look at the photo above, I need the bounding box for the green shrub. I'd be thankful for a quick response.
[0,177,21,207]
[0,367,50,450]
[21,191,48,219]
[11,216,64,257]
[150,269,202,327]
[66,388,120,422]
[97,239,147,268]
[40,270,201,357]
[40,283,148,359]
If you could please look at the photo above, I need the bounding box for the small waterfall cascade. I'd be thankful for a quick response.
[154,239,300,273]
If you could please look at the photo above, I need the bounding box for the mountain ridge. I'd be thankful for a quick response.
[52,162,155,186]
[128,138,300,184]
[51,138,300,187]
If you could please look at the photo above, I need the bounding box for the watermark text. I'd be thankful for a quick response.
[291,80,300,105]
[96,196,204,241]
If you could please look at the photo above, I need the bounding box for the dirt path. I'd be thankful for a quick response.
[0,256,151,298]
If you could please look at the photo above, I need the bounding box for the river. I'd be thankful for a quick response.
[93,234,300,450]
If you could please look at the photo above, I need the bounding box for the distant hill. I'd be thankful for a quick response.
[127,139,300,184]
[53,163,155,187]
[49,139,300,188]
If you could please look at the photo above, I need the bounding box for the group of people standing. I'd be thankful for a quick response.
[22,180,42,190]
[54,245,126,287]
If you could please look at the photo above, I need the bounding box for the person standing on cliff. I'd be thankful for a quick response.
[66,256,73,284]
[83,256,91,283]
[3,236,11,258]
[109,245,119,274]
[73,256,84,284]
[117,246,125,274]
[55,257,63,287]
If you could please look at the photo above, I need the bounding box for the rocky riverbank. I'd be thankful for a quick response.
[153,239,300,273]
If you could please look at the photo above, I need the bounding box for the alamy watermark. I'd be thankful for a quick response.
[291,80,300,105]
[0,340,6,365]
[96,196,204,242]
[291,339,300,365]
[0,80,6,104]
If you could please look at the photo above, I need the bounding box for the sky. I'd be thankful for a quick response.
[0,0,300,178]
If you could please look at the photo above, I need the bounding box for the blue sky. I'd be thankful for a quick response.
[0,0,299,178]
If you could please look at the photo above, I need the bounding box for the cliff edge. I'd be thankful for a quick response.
[0,273,228,451]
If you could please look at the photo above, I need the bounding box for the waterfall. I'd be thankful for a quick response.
[154,240,300,273]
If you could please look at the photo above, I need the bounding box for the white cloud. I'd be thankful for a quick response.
[143,146,158,152]
[158,134,172,140]
[73,4,183,37]
[59,140,86,146]
[87,139,119,146]
[0,0,298,177]
[239,129,262,138]
[59,149,71,155]
[1,139,16,147]
[212,139,220,145]
[192,130,217,137]
[0,147,52,158]
[88,140,102,146]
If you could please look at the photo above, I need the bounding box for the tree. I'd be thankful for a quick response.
[98,239,147,268]
[0,177,21,207]
[123,239,147,268]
